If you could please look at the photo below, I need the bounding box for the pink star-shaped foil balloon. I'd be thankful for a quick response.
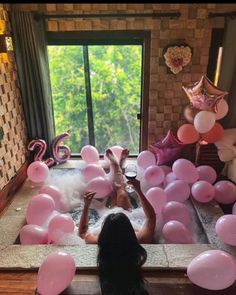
[149,130,186,165]
[182,75,228,113]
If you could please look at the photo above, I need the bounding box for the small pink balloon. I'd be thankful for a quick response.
[80,145,99,163]
[27,161,49,183]
[145,187,167,215]
[191,181,215,203]
[137,150,156,169]
[194,111,216,133]
[26,194,55,226]
[215,214,236,246]
[164,180,191,202]
[159,165,172,176]
[214,180,236,204]
[39,185,66,212]
[85,176,113,199]
[83,163,106,182]
[162,220,192,244]
[172,158,199,183]
[20,224,48,245]
[143,165,165,186]
[48,214,75,243]
[163,172,177,187]
[162,201,191,226]
[215,99,229,120]
[232,202,236,215]
[187,250,236,290]
[196,165,217,184]
[37,251,76,295]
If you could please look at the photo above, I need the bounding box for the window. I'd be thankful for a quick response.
[47,31,150,156]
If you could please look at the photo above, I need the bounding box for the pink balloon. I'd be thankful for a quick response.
[39,185,66,212]
[232,202,236,215]
[215,99,229,120]
[26,194,55,226]
[80,145,99,163]
[48,214,75,243]
[215,214,236,246]
[172,158,199,183]
[214,180,236,204]
[20,224,48,245]
[187,250,236,290]
[85,176,113,199]
[164,180,190,202]
[162,201,191,226]
[137,150,156,169]
[37,251,76,295]
[191,181,215,203]
[143,165,165,186]
[194,111,216,133]
[159,165,172,176]
[162,220,192,244]
[52,132,71,164]
[27,161,49,183]
[83,164,106,182]
[196,165,217,184]
[145,187,167,215]
[163,172,177,187]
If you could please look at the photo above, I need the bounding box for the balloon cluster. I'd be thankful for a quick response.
[177,75,228,145]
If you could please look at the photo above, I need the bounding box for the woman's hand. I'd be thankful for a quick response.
[127,179,141,191]
[83,191,96,208]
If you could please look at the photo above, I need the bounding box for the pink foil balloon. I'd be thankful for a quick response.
[172,158,199,183]
[191,181,215,203]
[81,145,99,163]
[196,165,217,184]
[27,161,49,183]
[162,201,191,226]
[39,185,66,212]
[143,165,165,186]
[83,164,106,182]
[52,132,71,164]
[85,176,113,199]
[26,194,55,226]
[215,214,236,246]
[48,214,75,243]
[145,187,167,215]
[214,180,236,204]
[137,150,156,169]
[187,250,236,290]
[164,180,191,202]
[28,139,55,168]
[37,251,76,295]
[20,224,48,245]
[162,220,192,244]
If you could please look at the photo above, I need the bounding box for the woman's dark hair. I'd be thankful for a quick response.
[97,212,149,295]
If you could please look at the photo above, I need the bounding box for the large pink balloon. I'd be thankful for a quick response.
[194,111,216,133]
[143,165,165,186]
[162,220,192,244]
[196,165,217,184]
[177,124,200,144]
[164,180,190,202]
[172,159,199,183]
[39,185,66,212]
[48,214,75,244]
[85,176,113,199]
[80,145,99,163]
[187,250,236,290]
[215,99,229,120]
[37,251,76,295]
[83,163,106,182]
[27,161,49,183]
[215,214,236,246]
[191,181,215,203]
[145,187,167,215]
[137,150,156,169]
[20,224,48,245]
[26,194,55,226]
[214,180,236,204]
[162,201,191,226]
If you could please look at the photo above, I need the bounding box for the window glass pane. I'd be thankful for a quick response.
[48,46,88,153]
[89,45,142,154]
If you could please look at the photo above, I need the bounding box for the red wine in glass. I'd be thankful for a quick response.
[125,164,137,192]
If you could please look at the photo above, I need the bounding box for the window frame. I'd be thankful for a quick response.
[47,30,151,156]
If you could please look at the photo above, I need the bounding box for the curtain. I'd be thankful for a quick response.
[11,11,55,156]
[217,16,236,129]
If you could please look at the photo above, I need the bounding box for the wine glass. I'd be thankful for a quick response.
[124,163,137,193]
